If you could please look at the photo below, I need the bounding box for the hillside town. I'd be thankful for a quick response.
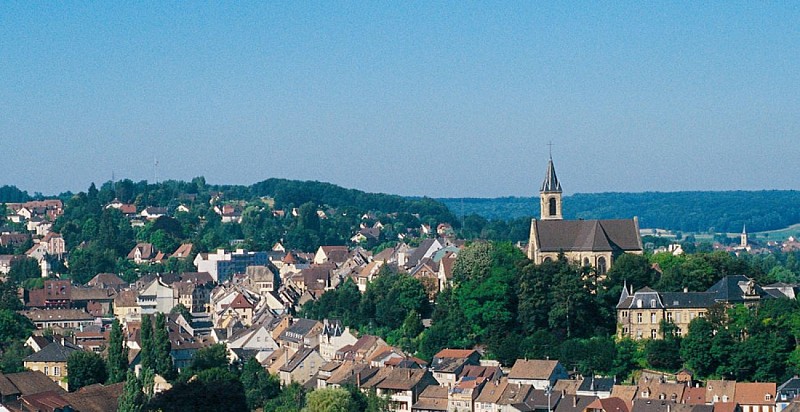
[2,159,800,412]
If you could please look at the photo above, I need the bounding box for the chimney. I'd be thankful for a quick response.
[357,372,361,389]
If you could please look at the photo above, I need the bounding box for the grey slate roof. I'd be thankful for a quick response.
[541,158,562,193]
[23,341,78,363]
[532,219,642,253]
[706,275,769,303]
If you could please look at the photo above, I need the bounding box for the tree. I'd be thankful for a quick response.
[302,387,355,412]
[145,368,247,412]
[241,358,280,410]
[118,370,145,412]
[188,344,228,373]
[0,280,22,310]
[67,350,108,392]
[107,319,129,384]
[153,313,176,380]
[680,318,716,377]
[263,382,306,412]
[8,257,40,283]
[139,314,154,372]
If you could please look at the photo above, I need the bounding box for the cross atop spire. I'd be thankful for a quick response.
[547,141,554,159]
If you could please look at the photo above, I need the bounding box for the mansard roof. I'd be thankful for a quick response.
[541,158,562,193]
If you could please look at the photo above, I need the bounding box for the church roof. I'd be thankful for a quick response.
[540,158,562,193]
[532,219,642,253]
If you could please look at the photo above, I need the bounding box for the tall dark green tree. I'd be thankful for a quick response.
[153,313,176,380]
[240,358,280,410]
[107,319,129,383]
[118,370,145,412]
[139,314,154,372]
[67,350,108,392]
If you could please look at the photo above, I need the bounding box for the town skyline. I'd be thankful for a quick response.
[3,3,800,197]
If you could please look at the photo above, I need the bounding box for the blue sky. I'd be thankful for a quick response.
[2,2,799,197]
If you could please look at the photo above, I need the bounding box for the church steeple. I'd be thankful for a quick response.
[540,155,563,220]
[741,224,748,248]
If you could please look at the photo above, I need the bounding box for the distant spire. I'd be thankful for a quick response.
[742,224,747,234]
[540,157,562,193]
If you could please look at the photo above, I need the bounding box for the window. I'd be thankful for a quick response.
[651,329,657,339]
[651,313,656,323]
[676,329,683,337]
[675,312,681,323]
[623,327,628,335]
[713,395,719,403]
[667,312,673,322]
[44,366,49,375]
[548,198,557,216]
[54,366,60,376]
[766,395,772,401]
[637,313,642,323]
[597,257,607,275]
[622,311,628,318]
[722,395,728,402]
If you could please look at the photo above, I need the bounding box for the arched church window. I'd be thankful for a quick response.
[583,257,590,267]
[543,257,552,263]
[597,257,607,275]
[548,197,557,216]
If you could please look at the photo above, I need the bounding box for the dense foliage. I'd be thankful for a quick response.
[441,191,800,233]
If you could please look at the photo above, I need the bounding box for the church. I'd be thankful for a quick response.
[526,157,643,274]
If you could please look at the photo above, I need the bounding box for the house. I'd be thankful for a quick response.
[137,278,177,315]
[314,246,350,265]
[194,249,269,283]
[362,367,438,412]
[448,376,488,412]
[277,318,323,354]
[507,359,569,390]
[140,207,168,220]
[617,275,770,340]
[127,243,161,264]
[86,273,127,291]
[26,280,72,309]
[0,254,22,276]
[23,341,79,390]
[113,289,140,322]
[226,324,278,363]
[0,370,66,407]
[777,377,800,411]
[43,232,66,258]
[356,260,384,292]
[318,319,357,361]
[335,334,387,363]
[707,380,738,404]
[556,394,602,412]
[736,383,776,412]
[430,349,481,388]
[278,347,325,386]
[577,377,615,399]
[61,382,125,412]
[413,385,449,412]
[473,378,509,412]
[21,308,95,330]
[527,156,642,274]
[245,265,280,295]
[586,396,630,412]
[220,293,256,326]
[171,243,194,259]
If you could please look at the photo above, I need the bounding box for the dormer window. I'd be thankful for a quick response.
[766,394,772,401]
[722,395,728,402]
[713,395,719,403]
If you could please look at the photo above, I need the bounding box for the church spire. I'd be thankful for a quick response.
[540,156,562,193]
[539,154,563,220]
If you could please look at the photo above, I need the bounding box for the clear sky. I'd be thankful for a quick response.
[2,3,799,198]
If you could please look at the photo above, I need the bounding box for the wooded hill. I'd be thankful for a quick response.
[440,191,800,233]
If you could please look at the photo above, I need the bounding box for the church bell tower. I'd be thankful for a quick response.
[540,156,563,220]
